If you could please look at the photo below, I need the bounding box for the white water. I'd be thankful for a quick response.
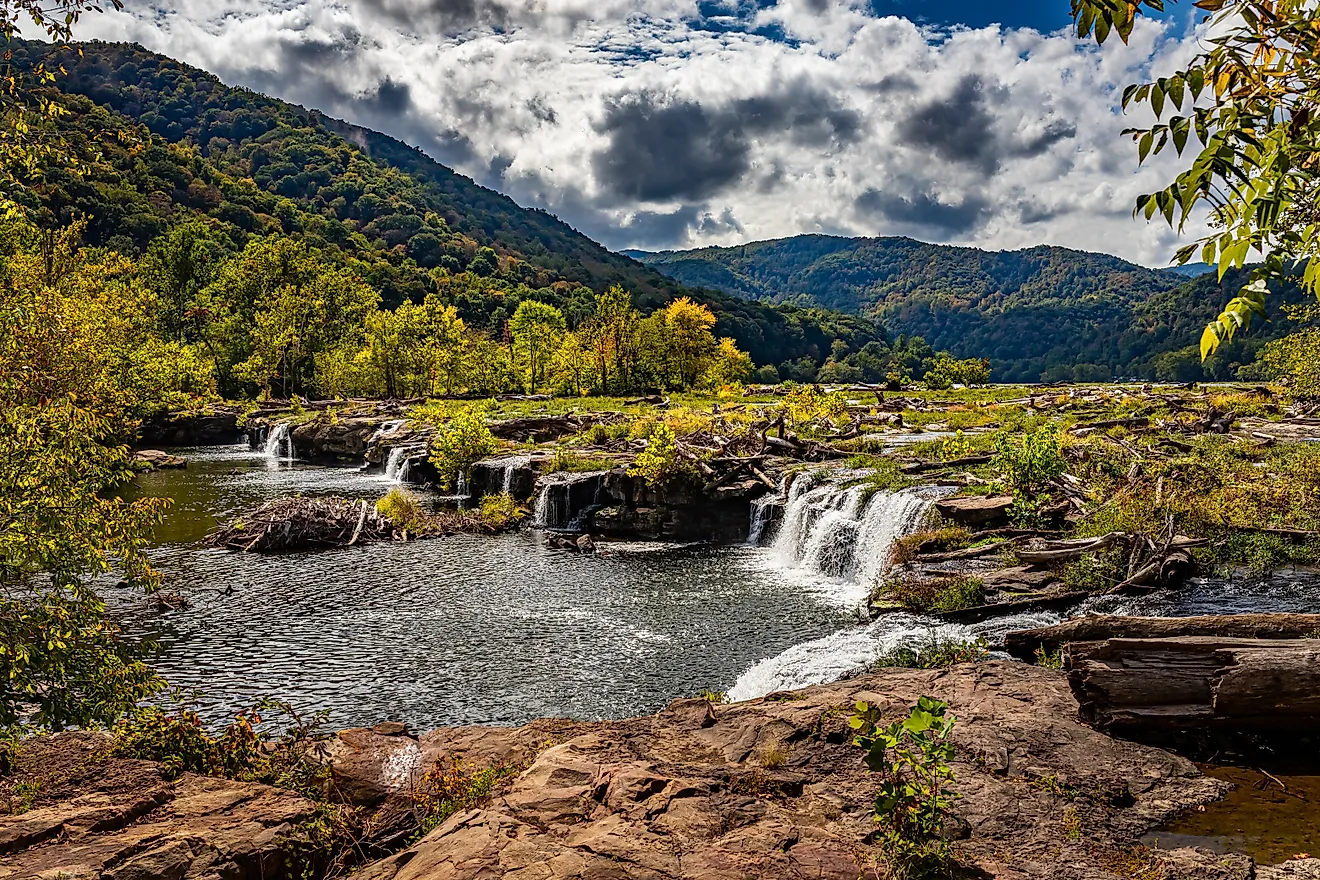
[533,471,608,530]
[757,476,934,605]
[727,609,1062,701]
[263,423,295,462]
[489,455,532,494]
[384,447,413,483]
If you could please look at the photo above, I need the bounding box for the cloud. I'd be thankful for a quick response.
[78,0,1209,264]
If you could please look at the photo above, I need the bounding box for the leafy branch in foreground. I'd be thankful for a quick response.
[1074,0,1320,359]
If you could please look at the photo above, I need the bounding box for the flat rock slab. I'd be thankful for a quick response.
[0,732,318,880]
[935,495,1015,526]
[353,663,1232,880]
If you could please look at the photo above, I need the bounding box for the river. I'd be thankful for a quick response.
[113,443,1320,731]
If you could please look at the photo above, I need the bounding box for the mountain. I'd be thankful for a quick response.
[634,236,1294,381]
[7,41,887,369]
[1159,263,1215,279]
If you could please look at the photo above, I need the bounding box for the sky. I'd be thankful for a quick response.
[78,0,1212,266]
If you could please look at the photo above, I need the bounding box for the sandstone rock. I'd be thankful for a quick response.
[354,663,1235,880]
[131,449,187,471]
[575,534,597,553]
[0,732,318,880]
[934,495,1015,526]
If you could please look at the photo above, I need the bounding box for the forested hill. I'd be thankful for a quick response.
[7,40,886,369]
[634,236,1294,382]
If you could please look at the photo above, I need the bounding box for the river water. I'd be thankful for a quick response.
[115,443,1320,731]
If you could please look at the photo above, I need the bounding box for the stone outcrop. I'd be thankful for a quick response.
[337,663,1240,880]
[138,410,242,447]
[0,732,318,880]
[934,495,1015,527]
[5,665,1309,879]
[131,449,187,471]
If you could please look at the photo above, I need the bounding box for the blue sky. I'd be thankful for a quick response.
[83,0,1206,264]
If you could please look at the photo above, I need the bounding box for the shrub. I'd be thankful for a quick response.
[628,422,691,485]
[874,636,990,670]
[411,757,517,839]
[376,488,424,532]
[991,427,1065,496]
[1034,646,1065,670]
[428,403,499,491]
[890,528,973,565]
[882,574,985,614]
[479,493,525,530]
[851,697,959,878]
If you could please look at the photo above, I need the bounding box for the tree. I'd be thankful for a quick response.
[661,297,718,388]
[1073,0,1320,358]
[139,220,219,342]
[0,220,168,732]
[509,300,565,393]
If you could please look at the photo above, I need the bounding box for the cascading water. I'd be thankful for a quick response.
[263,423,295,462]
[384,447,415,483]
[731,471,968,700]
[533,471,608,530]
[490,455,532,494]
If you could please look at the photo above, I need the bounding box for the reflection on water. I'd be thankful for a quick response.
[112,445,857,729]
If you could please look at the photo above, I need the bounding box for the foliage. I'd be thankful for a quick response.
[510,300,566,394]
[478,493,525,529]
[1257,305,1320,395]
[874,636,990,670]
[376,488,424,532]
[890,528,973,565]
[881,575,985,614]
[410,757,517,839]
[427,403,499,491]
[548,447,615,473]
[991,427,1065,496]
[850,697,959,878]
[1072,0,1320,360]
[627,422,691,485]
[0,222,188,734]
[924,356,991,390]
[1034,646,1065,670]
[6,40,892,373]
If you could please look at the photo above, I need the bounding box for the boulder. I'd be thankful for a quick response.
[131,449,187,471]
[934,494,1015,526]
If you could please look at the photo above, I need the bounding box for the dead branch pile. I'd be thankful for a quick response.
[205,496,399,552]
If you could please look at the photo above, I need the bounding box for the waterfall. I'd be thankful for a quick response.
[747,495,779,545]
[490,455,532,495]
[533,471,607,530]
[763,475,932,586]
[264,423,295,462]
[384,447,412,483]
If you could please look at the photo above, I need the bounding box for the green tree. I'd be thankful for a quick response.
[1074,0,1320,357]
[509,300,565,393]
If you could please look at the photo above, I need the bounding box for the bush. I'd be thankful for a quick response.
[411,757,517,839]
[376,488,424,532]
[890,528,973,565]
[851,697,959,878]
[991,427,1065,496]
[882,574,985,614]
[428,403,500,491]
[479,493,525,529]
[627,423,691,485]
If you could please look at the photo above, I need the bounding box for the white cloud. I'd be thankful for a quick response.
[80,0,1209,265]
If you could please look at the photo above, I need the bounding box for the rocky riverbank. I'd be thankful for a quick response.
[4,663,1315,880]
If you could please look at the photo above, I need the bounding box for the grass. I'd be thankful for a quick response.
[757,741,789,769]
[479,493,526,529]
[879,574,986,614]
[411,758,519,840]
[890,527,973,565]
[548,447,616,473]
[873,635,990,669]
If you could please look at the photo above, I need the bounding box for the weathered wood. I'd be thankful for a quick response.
[1014,532,1125,564]
[1066,636,1320,731]
[1005,613,1320,660]
[933,590,1089,624]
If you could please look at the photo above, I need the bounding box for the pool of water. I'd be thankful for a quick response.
[112,445,864,729]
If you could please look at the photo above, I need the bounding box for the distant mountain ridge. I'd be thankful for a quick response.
[633,235,1285,381]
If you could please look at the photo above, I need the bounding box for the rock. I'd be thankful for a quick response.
[1260,860,1320,879]
[371,722,412,738]
[353,663,1236,880]
[324,727,425,808]
[979,565,1059,592]
[139,410,241,446]
[131,449,187,471]
[934,494,1015,526]
[0,732,318,880]
[575,534,597,553]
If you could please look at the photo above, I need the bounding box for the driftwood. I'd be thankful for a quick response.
[1005,613,1320,660]
[934,590,1091,625]
[206,496,400,552]
[1066,636,1320,732]
[900,454,992,475]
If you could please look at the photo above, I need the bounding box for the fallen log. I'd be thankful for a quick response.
[1014,532,1126,564]
[1067,636,1320,732]
[1070,416,1150,436]
[1004,613,1320,660]
[933,590,1090,625]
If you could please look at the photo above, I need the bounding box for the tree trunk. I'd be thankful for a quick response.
[1066,636,1320,732]
[1004,613,1320,660]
